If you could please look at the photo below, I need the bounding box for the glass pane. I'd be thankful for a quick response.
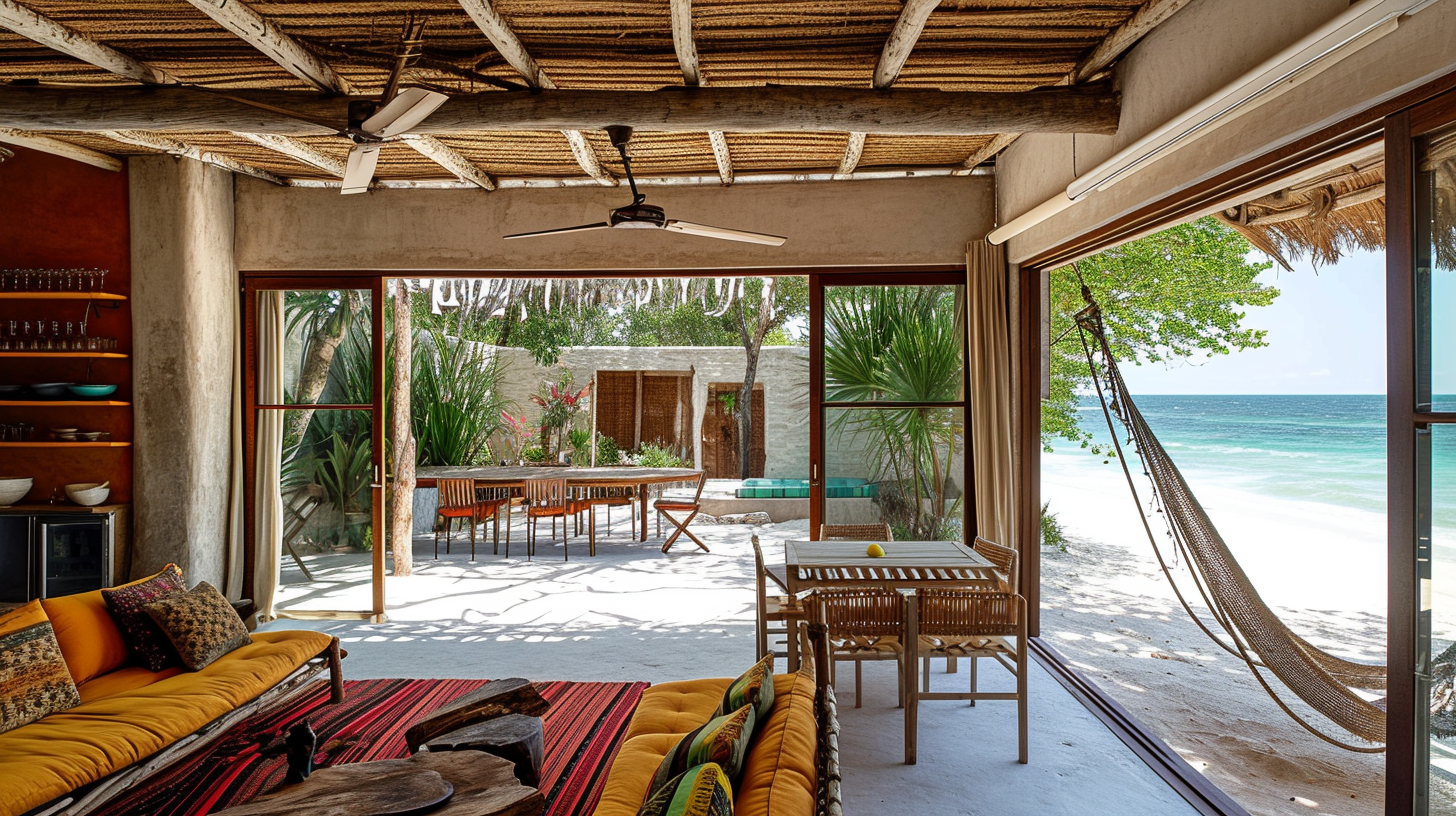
[1418,124,1456,412]
[261,408,375,614]
[823,284,965,403]
[258,289,373,405]
[1427,425,1456,812]
[823,406,965,541]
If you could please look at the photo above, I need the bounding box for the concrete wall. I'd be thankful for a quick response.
[233,175,993,271]
[128,157,236,585]
[492,344,815,479]
[999,0,1456,263]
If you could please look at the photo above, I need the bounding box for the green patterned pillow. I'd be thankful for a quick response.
[142,582,252,671]
[0,601,81,734]
[637,763,734,816]
[715,654,774,720]
[645,704,755,802]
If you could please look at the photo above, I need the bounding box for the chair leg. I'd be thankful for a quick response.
[434,514,440,560]
[588,505,596,557]
[922,655,931,693]
[469,513,477,561]
[948,656,958,674]
[969,656,978,706]
[854,660,863,709]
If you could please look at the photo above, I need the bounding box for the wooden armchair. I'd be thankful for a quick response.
[973,536,1020,592]
[751,535,805,671]
[819,523,893,541]
[907,588,1027,764]
[804,587,906,709]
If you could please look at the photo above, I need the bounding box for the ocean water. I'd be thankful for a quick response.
[1051,394,1456,543]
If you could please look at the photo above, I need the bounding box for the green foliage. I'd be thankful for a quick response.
[631,442,689,468]
[1040,501,1068,551]
[1044,218,1278,453]
[412,329,508,466]
[823,285,964,540]
[315,429,372,515]
[568,427,593,462]
[521,445,547,463]
[529,368,591,454]
[593,432,621,466]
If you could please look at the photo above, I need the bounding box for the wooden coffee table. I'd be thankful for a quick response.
[213,751,542,816]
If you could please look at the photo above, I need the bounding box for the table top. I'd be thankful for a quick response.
[786,539,993,570]
[417,465,701,487]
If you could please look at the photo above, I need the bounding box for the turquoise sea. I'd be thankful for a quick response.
[1053,394,1456,542]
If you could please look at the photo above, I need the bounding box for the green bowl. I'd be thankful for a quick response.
[67,384,118,399]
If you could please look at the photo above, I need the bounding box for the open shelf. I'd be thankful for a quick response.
[0,352,127,358]
[0,292,125,301]
[0,441,131,448]
[0,400,129,407]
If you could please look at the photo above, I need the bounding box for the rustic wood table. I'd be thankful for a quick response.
[417,466,702,542]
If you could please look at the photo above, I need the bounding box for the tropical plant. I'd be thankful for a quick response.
[521,445,547,463]
[823,285,963,539]
[499,411,535,462]
[412,329,508,466]
[593,432,621,466]
[567,427,593,463]
[529,369,591,455]
[632,442,688,468]
[1040,502,1068,551]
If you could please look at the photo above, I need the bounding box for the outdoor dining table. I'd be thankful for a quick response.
[416,465,703,542]
[782,538,1001,762]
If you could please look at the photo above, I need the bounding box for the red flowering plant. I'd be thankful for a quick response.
[528,369,592,458]
[500,411,535,462]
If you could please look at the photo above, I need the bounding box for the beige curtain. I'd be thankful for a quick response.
[253,290,286,621]
[225,272,245,600]
[967,241,1017,547]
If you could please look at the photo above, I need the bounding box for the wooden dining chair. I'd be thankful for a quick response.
[973,536,1020,593]
[752,535,804,671]
[907,588,1027,764]
[435,478,481,559]
[524,478,582,560]
[819,522,894,542]
[581,485,636,550]
[655,471,708,553]
[475,485,512,557]
[804,587,906,709]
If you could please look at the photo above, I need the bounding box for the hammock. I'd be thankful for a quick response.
[1072,288,1387,752]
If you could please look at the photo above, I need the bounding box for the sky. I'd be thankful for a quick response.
[1117,247,1420,396]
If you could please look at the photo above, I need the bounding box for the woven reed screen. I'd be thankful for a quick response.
[594,370,637,451]
[640,373,692,460]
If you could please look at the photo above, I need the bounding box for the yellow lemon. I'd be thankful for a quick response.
[866,543,885,558]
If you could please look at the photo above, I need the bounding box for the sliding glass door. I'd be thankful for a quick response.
[245,278,385,621]
[810,273,971,540]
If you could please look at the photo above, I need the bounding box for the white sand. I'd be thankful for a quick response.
[1041,449,1444,816]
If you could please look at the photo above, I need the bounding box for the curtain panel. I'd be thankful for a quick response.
[967,241,1017,547]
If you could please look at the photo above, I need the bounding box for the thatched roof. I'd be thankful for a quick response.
[0,0,1182,189]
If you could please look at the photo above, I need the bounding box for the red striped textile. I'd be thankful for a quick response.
[102,678,648,816]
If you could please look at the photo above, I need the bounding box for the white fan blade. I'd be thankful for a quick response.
[503,223,612,240]
[362,88,449,138]
[341,143,381,195]
[664,220,787,246]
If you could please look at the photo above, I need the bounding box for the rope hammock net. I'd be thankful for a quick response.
[1072,286,1388,752]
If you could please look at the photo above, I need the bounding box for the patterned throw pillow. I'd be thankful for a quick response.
[715,654,774,721]
[645,704,756,802]
[142,582,252,671]
[102,564,186,671]
[637,763,734,816]
[0,601,81,734]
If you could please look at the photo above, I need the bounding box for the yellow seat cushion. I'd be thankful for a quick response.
[593,673,818,816]
[75,665,184,704]
[0,629,332,816]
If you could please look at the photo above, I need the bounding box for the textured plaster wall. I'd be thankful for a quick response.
[998,0,1456,263]
[129,156,236,584]
[232,175,994,271]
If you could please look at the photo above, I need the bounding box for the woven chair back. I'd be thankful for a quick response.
[916,589,1020,638]
[525,478,569,510]
[807,588,904,638]
[438,479,475,509]
[973,536,1020,589]
[819,523,893,541]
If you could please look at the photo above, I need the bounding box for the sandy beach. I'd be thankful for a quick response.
[1041,448,1435,816]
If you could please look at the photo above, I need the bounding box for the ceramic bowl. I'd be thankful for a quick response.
[79,431,104,441]
[0,477,32,506]
[0,384,24,396]
[30,383,72,399]
[65,482,110,506]
[67,384,117,399]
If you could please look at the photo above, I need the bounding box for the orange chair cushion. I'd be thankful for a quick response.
[437,507,476,518]
[0,629,333,816]
[39,572,162,686]
[593,673,818,816]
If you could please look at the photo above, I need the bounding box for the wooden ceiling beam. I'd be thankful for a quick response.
[0,0,174,85]
[181,0,351,94]
[0,128,122,171]
[455,0,614,185]
[103,130,287,184]
[402,135,497,191]
[953,133,1018,175]
[232,132,346,177]
[873,0,941,90]
[668,0,733,186]
[0,85,1115,136]
[836,132,866,178]
[707,130,733,186]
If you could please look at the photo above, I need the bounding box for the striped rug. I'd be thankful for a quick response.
[104,678,648,816]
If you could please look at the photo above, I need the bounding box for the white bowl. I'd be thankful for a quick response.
[65,482,110,506]
[0,477,31,506]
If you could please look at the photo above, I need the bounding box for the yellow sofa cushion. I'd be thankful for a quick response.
[40,587,130,686]
[593,673,818,816]
[0,629,332,816]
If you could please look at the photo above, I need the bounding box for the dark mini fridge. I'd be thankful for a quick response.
[0,513,114,602]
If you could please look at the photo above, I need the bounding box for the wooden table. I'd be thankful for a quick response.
[417,466,701,543]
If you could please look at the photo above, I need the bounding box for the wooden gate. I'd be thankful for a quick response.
[701,383,765,479]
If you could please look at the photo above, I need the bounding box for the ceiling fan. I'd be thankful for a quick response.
[503,126,787,246]
[341,15,447,194]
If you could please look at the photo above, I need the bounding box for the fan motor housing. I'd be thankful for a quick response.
[610,203,668,229]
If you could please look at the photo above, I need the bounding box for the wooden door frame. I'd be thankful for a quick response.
[242,276,386,622]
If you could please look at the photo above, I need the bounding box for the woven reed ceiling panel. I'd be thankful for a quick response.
[0,0,1154,186]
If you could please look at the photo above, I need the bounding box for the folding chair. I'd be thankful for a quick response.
[655,471,708,553]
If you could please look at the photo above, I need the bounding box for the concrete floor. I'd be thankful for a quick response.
[264,517,1200,815]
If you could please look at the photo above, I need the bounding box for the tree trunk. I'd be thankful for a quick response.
[735,278,777,480]
[285,291,357,442]
[389,282,416,577]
